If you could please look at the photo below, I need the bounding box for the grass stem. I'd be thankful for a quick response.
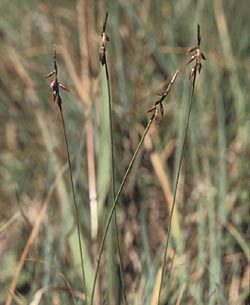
[59,108,87,305]
[90,117,154,305]
[105,60,128,304]
[157,76,196,305]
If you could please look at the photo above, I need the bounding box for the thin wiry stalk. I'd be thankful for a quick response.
[157,78,195,305]
[101,11,127,303]
[45,47,87,304]
[157,24,205,304]
[90,117,154,305]
[105,59,128,305]
[59,108,87,304]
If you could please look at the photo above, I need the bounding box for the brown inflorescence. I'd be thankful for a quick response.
[45,46,70,110]
[187,24,206,81]
[147,69,179,121]
[99,12,110,66]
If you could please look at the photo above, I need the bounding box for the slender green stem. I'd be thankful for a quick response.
[90,117,153,305]
[105,60,128,304]
[59,108,87,305]
[157,76,196,305]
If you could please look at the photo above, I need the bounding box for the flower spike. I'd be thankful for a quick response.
[99,11,109,65]
[148,69,179,121]
[45,46,70,110]
[187,24,206,82]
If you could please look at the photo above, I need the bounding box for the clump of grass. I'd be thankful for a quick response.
[1,2,248,304]
[45,46,87,304]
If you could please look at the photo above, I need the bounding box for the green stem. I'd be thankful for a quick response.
[105,61,128,305]
[157,76,196,305]
[60,108,87,304]
[90,117,153,305]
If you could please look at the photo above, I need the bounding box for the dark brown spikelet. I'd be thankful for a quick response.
[99,46,106,66]
[45,46,70,110]
[148,69,179,121]
[187,24,206,81]
[99,11,109,65]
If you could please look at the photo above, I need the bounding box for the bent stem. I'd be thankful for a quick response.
[157,75,196,305]
[90,117,154,305]
[59,108,87,304]
[105,60,128,304]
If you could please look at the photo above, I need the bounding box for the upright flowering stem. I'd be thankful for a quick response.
[157,25,206,305]
[98,11,127,305]
[46,46,87,304]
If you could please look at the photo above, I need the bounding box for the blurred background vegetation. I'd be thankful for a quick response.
[0,0,249,304]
